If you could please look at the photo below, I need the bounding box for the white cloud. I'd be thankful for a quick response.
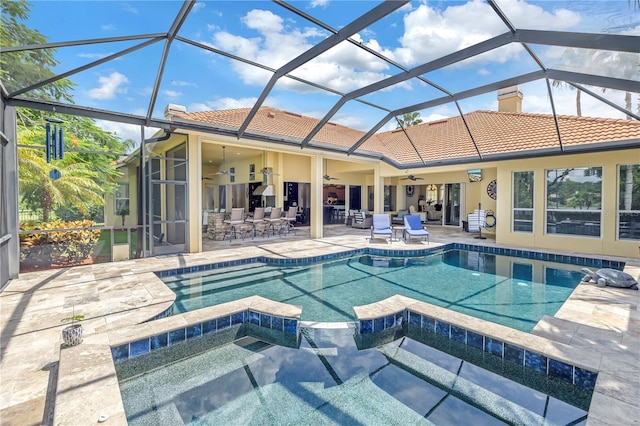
[188,97,258,113]
[188,103,210,113]
[162,90,183,98]
[171,80,197,87]
[88,72,129,100]
[192,2,206,13]
[122,3,138,15]
[332,114,370,131]
[477,68,490,76]
[310,0,329,8]
[209,97,259,110]
[212,9,392,93]
[395,0,579,66]
[101,24,115,31]
[242,9,284,34]
[78,52,112,60]
[95,120,158,145]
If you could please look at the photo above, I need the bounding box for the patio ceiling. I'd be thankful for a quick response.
[1,0,638,168]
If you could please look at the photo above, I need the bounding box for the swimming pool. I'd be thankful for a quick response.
[117,326,592,425]
[160,248,593,332]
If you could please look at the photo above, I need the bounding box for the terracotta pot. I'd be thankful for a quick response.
[62,324,83,346]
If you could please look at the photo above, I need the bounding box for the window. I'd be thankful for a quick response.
[513,171,534,232]
[618,164,640,240]
[546,167,602,237]
[384,185,396,212]
[115,183,129,214]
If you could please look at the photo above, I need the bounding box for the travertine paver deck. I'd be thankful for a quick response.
[1,225,638,425]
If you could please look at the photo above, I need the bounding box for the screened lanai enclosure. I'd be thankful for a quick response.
[1,0,639,288]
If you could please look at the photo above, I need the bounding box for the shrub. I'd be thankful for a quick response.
[20,220,101,264]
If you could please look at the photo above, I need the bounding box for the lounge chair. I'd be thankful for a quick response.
[404,214,429,244]
[370,214,393,244]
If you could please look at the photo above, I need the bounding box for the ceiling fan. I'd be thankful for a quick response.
[323,159,339,181]
[258,150,280,176]
[260,167,279,176]
[215,146,235,176]
[401,175,424,181]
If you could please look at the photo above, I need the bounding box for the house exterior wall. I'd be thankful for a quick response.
[187,132,638,259]
[495,148,639,258]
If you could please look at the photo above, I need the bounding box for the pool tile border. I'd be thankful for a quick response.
[154,243,624,278]
[111,298,300,364]
[355,298,599,392]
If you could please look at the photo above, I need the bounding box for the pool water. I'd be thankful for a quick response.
[118,327,590,425]
[162,250,585,332]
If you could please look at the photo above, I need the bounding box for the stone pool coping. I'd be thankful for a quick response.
[52,250,639,426]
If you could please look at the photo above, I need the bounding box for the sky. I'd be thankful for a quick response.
[21,0,640,143]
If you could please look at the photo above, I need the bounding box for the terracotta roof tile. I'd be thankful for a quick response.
[177,107,640,164]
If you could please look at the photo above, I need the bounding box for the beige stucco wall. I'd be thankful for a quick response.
[495,148,640,258]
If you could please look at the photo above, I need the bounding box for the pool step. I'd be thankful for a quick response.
[161,262,269,284]
[377,344,546,425]
[171,269,285,297]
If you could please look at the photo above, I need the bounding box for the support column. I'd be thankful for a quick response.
[0,100,20,287]
[373,163,384,213]
[188,135,202,253]
[310,155,323,238]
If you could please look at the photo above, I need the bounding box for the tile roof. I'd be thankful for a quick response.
[177,107,640,165]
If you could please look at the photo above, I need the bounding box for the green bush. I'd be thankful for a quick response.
[20,220,101,264]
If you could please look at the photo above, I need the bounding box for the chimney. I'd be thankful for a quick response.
[497,86,523,113]
[164,103,187,119]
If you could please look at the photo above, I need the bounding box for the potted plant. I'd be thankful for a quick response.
[61,308,85,346]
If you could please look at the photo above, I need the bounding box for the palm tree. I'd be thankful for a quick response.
[396,112,423,129]
[18,128,105,222]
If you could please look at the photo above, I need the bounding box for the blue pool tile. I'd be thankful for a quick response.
[360,320,373,334]
[574,367,598,390]
[525,351,548,374]
[385,314,396,328]
[409,311,421,327]
[249,310,260,325]
[202,319,217,335]
[231,312,244,325]
[466,331,483,350]
[129,339,150,358]
[435,320,450,338]
[484,337,503,357]
[451,326,466,343]
[150,333,168,350]
[168,328,185,346]
[373,317,385,332]
[186,324,202,339]
[218,316,231,330]
[409,311,422,327]
[284,319,297,334]
[421,316,435,333]
[260,313,272,329]
[395,312,404,326]
[504,343,524,365]
[549,359,574,383]
[111,344,129,362]
[271,316,283,331]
